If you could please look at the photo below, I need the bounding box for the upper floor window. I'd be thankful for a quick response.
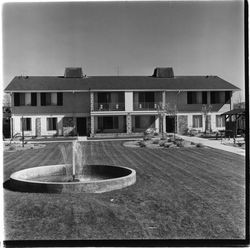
[210,91,231,104]
[41,93,63,106]
[47,117,57,131]
[14,93,37,106]
[20,118,31,131]
[193,115,203,128]
[187,92,201,104]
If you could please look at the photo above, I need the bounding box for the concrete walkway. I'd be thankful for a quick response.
[178,135,246,157]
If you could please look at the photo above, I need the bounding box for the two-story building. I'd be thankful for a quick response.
[4,67,239,138]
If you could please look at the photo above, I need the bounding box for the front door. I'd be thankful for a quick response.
[77,117,87,136]
[166,116,176,133]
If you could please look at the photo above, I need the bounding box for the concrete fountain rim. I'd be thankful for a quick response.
[10,164,136,185]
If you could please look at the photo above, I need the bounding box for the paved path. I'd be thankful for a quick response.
[178,135,245,156]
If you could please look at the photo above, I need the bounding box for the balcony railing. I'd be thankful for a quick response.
[94,102,125,111]
[133,102,159,111]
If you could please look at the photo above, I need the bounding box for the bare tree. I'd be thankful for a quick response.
[201,104,212,134]
[157,102,178,139]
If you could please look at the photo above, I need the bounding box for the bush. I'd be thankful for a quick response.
[143,135,152,141]
[159,141,166,147]
[196,143,204,148]
[8,145,16,151]
[138,141,146,147]
[152,139,160,144]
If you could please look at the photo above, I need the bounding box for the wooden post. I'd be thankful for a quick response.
[21,116,24,147]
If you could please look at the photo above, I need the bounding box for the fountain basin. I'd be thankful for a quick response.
[9,164,136,193]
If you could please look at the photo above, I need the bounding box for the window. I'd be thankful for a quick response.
[135,115,155,129]
[216,115,225,127]
[20,118,31,131]
[98,116,118,129]
[193,115,203,128]
[187,92,200,104]
[41,93,63,106]
[14,93,33,106]
[210,91,225,104]
[47,118,57,131]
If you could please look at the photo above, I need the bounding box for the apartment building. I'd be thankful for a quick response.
[4,67,239,137]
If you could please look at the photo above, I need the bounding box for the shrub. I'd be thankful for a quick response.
[9,145,16,151]
[143,136,151,141]
[138,141,146,147]
[196,143,204,148]
[159,141,166,147]
[152,139,160,144]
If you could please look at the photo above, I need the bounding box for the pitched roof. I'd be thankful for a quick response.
[5,75,239,92]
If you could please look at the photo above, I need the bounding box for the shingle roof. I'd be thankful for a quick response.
[5,75,240,92]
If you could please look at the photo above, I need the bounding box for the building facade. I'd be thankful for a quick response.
[4,67,239,138]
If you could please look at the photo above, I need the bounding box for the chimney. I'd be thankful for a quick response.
[64,67,83,78]
[153,67,174,78]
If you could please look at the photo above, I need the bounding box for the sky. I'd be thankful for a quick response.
[2,1,245,100]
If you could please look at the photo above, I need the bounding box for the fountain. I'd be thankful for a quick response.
[8,140,136,193]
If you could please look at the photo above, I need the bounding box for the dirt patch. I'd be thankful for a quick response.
[4,143,46,152]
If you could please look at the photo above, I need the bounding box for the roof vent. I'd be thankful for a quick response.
[64,67,83,78]
[153,67,174,78]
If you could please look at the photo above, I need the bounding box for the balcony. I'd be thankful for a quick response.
[133,102,159,111]
[94,102,125,111]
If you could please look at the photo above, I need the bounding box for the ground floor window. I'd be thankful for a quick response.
[20,118,31,131]
[47,117,57,131]
[134,115,155,129]
[216,115,225,127]
[193,115,202,128]
[98,116,118,129]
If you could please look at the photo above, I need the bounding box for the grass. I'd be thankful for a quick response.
[3,141,245,240]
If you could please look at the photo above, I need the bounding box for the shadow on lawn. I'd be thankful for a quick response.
[3,179,64,194]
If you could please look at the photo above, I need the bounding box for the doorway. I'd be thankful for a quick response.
[166,116,176,133]
[76,117,87,136]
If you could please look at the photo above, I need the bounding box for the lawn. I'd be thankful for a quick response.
[3,141,245,240]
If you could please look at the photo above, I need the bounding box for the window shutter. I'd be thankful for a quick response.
[210,92,215,104]
[14,93,20,106]
[202,92,207,104]
[187,92,192,104]
[31,93,37,106]
[41,93,46,106]
[225,91,231,103]
[57,93,63,106]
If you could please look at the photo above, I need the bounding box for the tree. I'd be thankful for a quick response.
[3,93,11,107]
[201,104,212,134]
[157,102,178,139]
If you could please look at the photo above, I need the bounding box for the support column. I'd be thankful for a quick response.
[90,116,95,137]
[90,92,94,112]
[57,116,63,136]
[162,91,166,106]
[126,113,132,134]
[162,114,166,133]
